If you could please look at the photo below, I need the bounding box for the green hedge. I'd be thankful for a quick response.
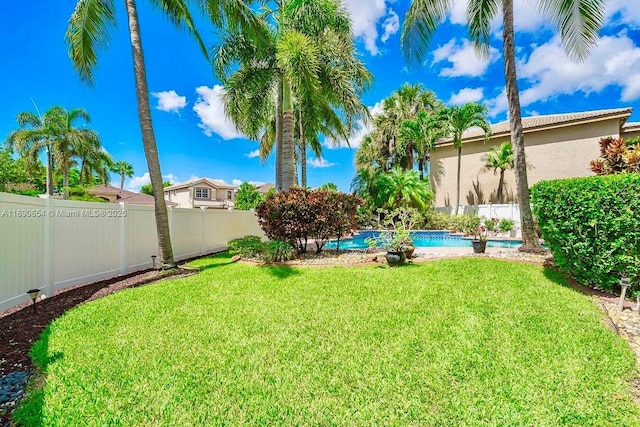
[531,174,640,291]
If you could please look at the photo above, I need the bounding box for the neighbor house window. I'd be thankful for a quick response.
[227,190,233,200]
[195,187,209,199]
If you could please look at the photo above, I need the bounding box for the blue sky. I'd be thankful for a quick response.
[1,0,639,192]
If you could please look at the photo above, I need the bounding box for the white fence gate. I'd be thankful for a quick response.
[0,192,265,312]
[436,203,522,237]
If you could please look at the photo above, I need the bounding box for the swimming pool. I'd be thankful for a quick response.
[324,230,522,250]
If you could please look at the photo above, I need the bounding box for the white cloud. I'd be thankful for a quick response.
[449,87,484,105]
[485,33,640,116]
[432,39,499,77]
[448,0,548,34]
[193,85,245,140]
[126,173,151,192]
[232,179,242,186]
[307,157,337,168]
[151,90,187,113]
[485,88,508,118]
[244,149,260,158]
[343,0,398,55]
[125,172,179,192]
[381,10,399,43]
[606,0,640,28]
[162,173,178,185]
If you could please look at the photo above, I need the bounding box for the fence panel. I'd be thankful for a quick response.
[436,203,522,238]
[0,193,47,310]
[0,193,267,312]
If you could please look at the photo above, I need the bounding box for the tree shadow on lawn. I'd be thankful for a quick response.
[542,264,611,298]
[262,265,302,279]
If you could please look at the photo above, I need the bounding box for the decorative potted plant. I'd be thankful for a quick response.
[471,225,488,253]
[365,228,407,266]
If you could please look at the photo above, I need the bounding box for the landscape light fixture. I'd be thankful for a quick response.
[26,288,40,314]
[618,277,631,312]
[151,255,157,269]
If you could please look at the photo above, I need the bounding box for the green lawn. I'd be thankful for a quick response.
[15,255,640,426]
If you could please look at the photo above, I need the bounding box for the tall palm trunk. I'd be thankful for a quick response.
[45,143,53,195]
[418,158,424,181]
[120,173,125,190]
[63,167,70,199]
[125,0,175,266]
[299,110,307,187]
[281,77,296,191]
[455,145,461,215]
[276,78,283,191]
[497,168,505,204]
[503,0,540,252]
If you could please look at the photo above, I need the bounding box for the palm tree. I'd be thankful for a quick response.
[440,103,491,215]
[373,83,441,170]
[215,0,371,192]
[47,107,99,198]
[402,0,605,252]
[482,141,514,204]
[111,161,135,190]
[6,108,59,195]
[399,110,447,180]
[66,0,253,266]
[374,167,433,210]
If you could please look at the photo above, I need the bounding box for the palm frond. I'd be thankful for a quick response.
[66,0,117,84]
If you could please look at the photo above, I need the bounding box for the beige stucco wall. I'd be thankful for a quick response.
[165,188,192,208]
[430,119,622,207]
[623,129,640,141]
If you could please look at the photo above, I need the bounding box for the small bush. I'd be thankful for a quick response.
[255,188,361,253]
[228,236,264,258]
[497,218,515,233]
[531,174,640,291]
[262,240,295,263]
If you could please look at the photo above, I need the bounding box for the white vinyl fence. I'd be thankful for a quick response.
[0,192,265,312]
[436,203,522,237]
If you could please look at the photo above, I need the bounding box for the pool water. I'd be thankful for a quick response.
[324,230,522,250]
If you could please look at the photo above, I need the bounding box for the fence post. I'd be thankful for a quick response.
[43,196,52,297]
[119,202,127,275]
[200,207,206,255]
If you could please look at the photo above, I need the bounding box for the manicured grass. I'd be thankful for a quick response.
[15,256,640,426]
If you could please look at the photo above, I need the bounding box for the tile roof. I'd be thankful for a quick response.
[623,122,640,132]
[118,192,178,206]
[164,178,237,191]
[88,185,135,197]
[440,107,633,144]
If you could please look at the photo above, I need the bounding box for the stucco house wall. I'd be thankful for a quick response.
[164,178,237,209]
[430,112,627,207]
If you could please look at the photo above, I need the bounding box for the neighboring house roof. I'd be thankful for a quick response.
[88,185,135,197]
[438,107,634,145]
[118,192,178,206]
[255,183,275,194]
[623,122,640,134]
[88,185,177,206]
[163,178,237,192]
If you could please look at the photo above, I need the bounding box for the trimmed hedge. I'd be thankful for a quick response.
[531,174,640,291]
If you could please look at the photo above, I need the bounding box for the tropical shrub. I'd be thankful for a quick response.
[420,210,453,230]
[262,240,295,263]
[235,182,264,210]
[255,188,361,254]
[497,218,515,233]
[228,236,264,258]
[589,136,640,175]
[531,175,640,291]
